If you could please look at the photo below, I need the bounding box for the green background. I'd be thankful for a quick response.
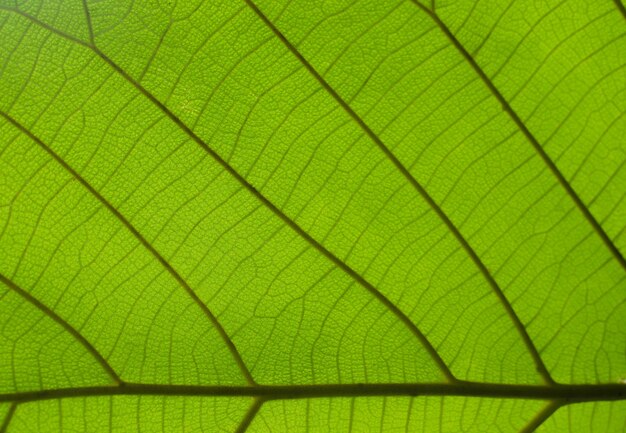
[0,0,625,431]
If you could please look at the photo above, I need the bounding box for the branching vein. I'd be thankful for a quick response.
[243,0,554,385]
[0,5,451,383]
[0,273,121,385]
[411,0,626,275]
[0,110,255,386]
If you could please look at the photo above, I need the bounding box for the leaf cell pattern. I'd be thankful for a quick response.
[0,0,625,431]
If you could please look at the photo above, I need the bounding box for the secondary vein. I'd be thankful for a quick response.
[613,0,626,20]
[235,398,264,433]
[0,402,17,433]
[242,0,554,385]
[519,400,563,433]
[83,7,455,382]
[238,0,455,384]
[411,0,626,274]
[0,273,121,385]
[0,110,255,386]
[91,41,455,382]
[0,6,452,383]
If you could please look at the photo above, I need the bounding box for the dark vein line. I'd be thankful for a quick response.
[235,398,264,433]
[0,4,454,384]
[90,52,459,380]
[236,0,455,383]
[0,273,121,384]
[242,0,555,384]
[80,0,95,46]
[409,0,626,386]
[0,6,92,49]
[519,400,562,433]
[1,383,624,404]
[613,0,626,20]
[0,111,255,386]
[411,1,626,274]
[347,397,355,431]
[0,403,17,433]
[0,5,622,427]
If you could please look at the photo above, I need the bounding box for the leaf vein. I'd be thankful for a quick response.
[0,273,121,385]
[1,383,624,404]
[243,0,552,384]
[0,110,255,386]
[0,402,17,433]
[1,3,453,383]
[242,0,455,382]
[411,1,626,275]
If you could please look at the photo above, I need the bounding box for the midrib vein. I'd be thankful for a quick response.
[410,0,626,273]
[242,0,554,385]
[0,7,452,382]
[0,110,254,386]
[0,273,121,385]
[1,382,624,404]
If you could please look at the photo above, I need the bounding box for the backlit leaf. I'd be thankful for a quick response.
[0,0,625,431]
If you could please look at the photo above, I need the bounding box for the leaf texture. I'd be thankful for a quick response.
[0,0,625,431]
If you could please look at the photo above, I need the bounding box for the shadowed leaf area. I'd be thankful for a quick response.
[0,0,625,431]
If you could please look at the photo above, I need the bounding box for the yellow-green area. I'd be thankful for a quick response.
[0,0,625,431]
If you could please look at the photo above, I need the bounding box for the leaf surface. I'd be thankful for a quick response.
[0,0,625,431]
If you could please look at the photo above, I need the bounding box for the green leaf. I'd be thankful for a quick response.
[0,0,625,431]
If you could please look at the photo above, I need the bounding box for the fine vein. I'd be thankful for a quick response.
[0,4,623,431]
[0,6,452,382]
[0,383,624,404]
[93,45,454,382]
[0,110,255,386]
[411,0,626,274]
[0,273,121,385]
[243,0,553,385]
[104,13,455,381]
